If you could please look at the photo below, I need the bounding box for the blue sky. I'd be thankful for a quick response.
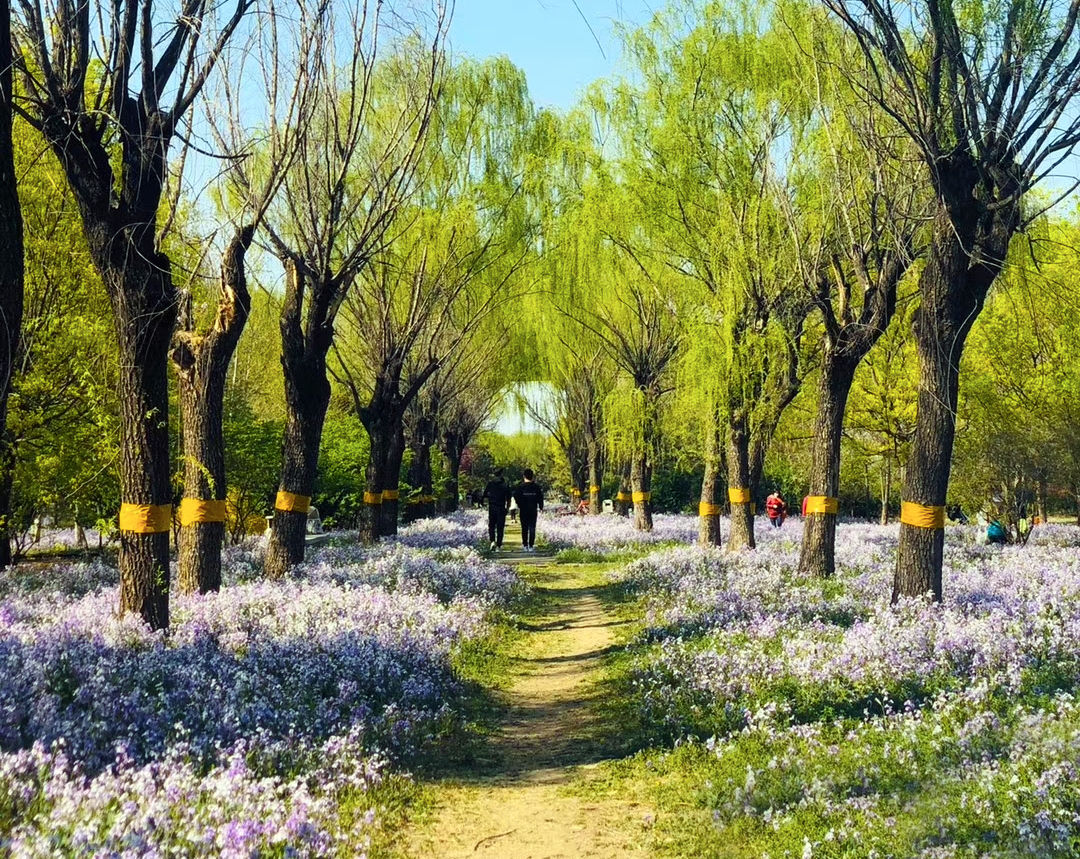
[447,0,656,111]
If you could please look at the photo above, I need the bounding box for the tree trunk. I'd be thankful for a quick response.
[894,202,1007,602]
[380,425,405,536]
[587,439,601,515]
[441,428,467,514]
[798,357,856,577]
[631,455,653,531]
[699,408,722,547]
[726,418,755,551]
[1036,475,1047,523]
[615,462,631,517]
[111,260,176,629]
[0,0,22,571]
[405,438,435,522]
[880,459,892,525]
[266,263,332,579]
[74,520,88,550]
[359,422,389,544]
[171,226,253,594]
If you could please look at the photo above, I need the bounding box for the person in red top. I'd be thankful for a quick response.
[765,491,787,528]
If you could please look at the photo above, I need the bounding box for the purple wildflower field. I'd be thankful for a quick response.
[0,515,519,857]
[611,516,1080,855]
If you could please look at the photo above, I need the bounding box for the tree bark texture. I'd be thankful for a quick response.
[379,426,405,537]
[699,409,722,547]
[631,455,653,532]
[266,263,332,579]
[0,0,22,569]
[405,435,436,522]
[726,419,755,551]
[171,226,253,594]
[615,462,631,517]
[798,356,857,577]
[894,198,1012,602]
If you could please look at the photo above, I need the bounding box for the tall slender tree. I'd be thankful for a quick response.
[228,0,447,576]
[825,0,1080,601]
[0,0,24,568]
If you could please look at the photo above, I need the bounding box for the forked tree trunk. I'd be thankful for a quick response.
[171,226,253,594]
[266,263,332,579]
[699,409,722,547]
[631,455,653,531]
[726,417,755,551]
[799,356,857,577]
[894,202,1009,602]
[0,0,22,570]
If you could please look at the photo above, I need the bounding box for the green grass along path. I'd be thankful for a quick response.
[403,524,652,857]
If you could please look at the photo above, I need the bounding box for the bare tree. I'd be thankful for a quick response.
[0,0,23,568]
[403,339,500,521]
[170,3,319,594]
[224,0,447,577]
[13,0,251,627]
[332,56,535,543]
[825,0,1080,601]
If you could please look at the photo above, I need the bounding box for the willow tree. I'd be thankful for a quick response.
[227,1,447,576]
[403,337,503,520]
[13,0,250,627]
[0,0,22,568]
[608,0,812,550]
[794,22,926,577]
[333,56,536,543]
[826,0,1080,601]
[171,3,318,594]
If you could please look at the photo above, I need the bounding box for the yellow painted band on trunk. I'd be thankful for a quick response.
[616,492,631,502]
[805,496,839,515]
[728,487,751,504]
[699,502,721,516]
[571,488,581,495]
[275,491,310,513]
[363,492,383,505]
[179,499,227,526]
[590,485,600,493]
[632,491,651,503]
[382,489,400,501]
[901,501,945,529]
[407,495,436,505]
[119,503,173,534]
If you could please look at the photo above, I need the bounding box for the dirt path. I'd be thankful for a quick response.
[402,532,650,858]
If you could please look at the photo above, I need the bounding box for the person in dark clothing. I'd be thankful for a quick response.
[482,469,512,550]
[513,468,545,551]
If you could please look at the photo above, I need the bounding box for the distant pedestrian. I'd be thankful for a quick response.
[482,469,511,550]
[765,490,787,528]
[987,519,1008,545]
[509,496,518,523]
[513,468,545,551]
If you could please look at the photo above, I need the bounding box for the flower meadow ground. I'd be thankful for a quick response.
[0,511,521,857]
[603,516,1080,857]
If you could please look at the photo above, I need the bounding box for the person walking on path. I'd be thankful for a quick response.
[765,490,787,528]
[513,468,545,551]
[483,468,512,550]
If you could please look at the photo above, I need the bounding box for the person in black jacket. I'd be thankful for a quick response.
[513,468,545,551]
[482,469,512,550]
